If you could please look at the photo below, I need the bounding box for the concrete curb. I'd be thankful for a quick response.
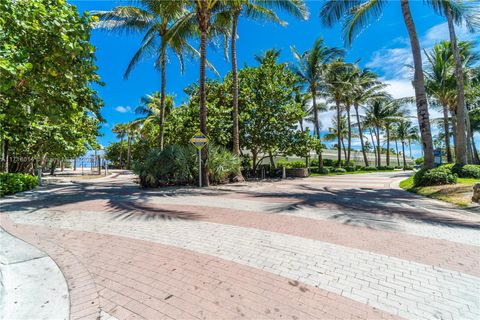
[0,227,69,320]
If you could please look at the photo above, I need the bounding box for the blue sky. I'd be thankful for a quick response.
[70,0,479,157]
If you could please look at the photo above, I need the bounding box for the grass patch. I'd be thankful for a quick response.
[400,176,476,207]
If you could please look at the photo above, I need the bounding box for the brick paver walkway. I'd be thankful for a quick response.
[1,171,479,320]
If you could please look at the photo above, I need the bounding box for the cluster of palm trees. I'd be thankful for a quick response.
[95,0,478,184]
[291,44,418,169]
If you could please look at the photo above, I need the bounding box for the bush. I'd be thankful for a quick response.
[415,157,424,165]
[377,165,395,170]
[413,167,457,187]
[403,166,414,170]
[0,173,38,197]
[332,167,347,174]
[363,167,378,171]
[133,144,241,187]
[345,166,356,172]
[318,167,330,174]
[452,164,480,179]
[277,160,306,169]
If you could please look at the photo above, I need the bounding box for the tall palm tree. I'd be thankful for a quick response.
[112,123,127,169]
[125,121,142,170]
[291,37,343,169]
[427,0,479,165]
[319,0,435,168]
[362,98,408,166]
[225,0,308,159]
[323,59,353,166]
[134,93,175,128]
[394,120,416,169]
[424,41,457,163]
[171,0,230,187]
[93,1,194,151]
[351,67,388,166]
[323,115,351,161]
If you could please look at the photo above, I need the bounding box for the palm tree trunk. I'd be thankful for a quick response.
[465,108,474,163]
[230,11,244,182]
[355,104,369,166]
[408,139,412,158]
[312,88,323,170]
[119,137,124,169]
[395,139,400,167]
[445,5,467,165]
[127,135,131,170]
[159,42,167,151]
[369,128,377,166]
[400,0,434,169]
[341,139,347,160]
[231,12,240,156]
[386,125,390,166]
[199,27,209,187]
[402,140,407,169]
[376,126,381,166]
[346,105,352,166]
[442,103,453,163]
[472,136,480,164]
[336,99,341,167]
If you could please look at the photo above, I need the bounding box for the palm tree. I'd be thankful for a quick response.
[424,41,457,163]
[319,0,435,168]
[291,37,343,169]
[125,121,142,170]
[427,0,479,165]
[134,93,175,129]
[362,98,408,166]
[350,67,388,166]
[323,115,351,161]
[171,0,231,187]
[323,59,353,166]
[394,121,416,169]
[93,1,194,151]
[112,123,127,169]
[225,0,308,159]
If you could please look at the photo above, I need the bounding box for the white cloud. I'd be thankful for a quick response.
[114,106,131,113]
[366,21,477,81]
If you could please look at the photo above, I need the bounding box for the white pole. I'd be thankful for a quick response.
[198,148,202,187]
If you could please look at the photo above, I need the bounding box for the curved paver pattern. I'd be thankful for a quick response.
[1,171,479,320]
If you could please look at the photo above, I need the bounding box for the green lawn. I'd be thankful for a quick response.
[400,176,477,207]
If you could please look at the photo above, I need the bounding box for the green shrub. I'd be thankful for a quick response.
[345,166,356,172]
[277,160,305,169]
[377,165,395,170]
[322,159,334,166]
[133,144,241,187]
[332,167,347,174]
[363,167,378,171]
[452,164,480,179]
[415,157,424,165]
[403,166,414,170]
[319,167,330,174]
[413,167,457,187]
[0,173,38,197]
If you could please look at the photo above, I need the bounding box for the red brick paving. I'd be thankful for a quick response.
[49,200,480,277]
[2,215,399,320]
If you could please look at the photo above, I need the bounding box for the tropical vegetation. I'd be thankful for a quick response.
[1,0,478,190]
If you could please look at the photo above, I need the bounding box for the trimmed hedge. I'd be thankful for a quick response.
[0,173,38,197]
[413,167,457,187]
[277,160,306,169]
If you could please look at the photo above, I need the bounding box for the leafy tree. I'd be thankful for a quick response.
[0,0,103,173]
[238,51,304,170]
